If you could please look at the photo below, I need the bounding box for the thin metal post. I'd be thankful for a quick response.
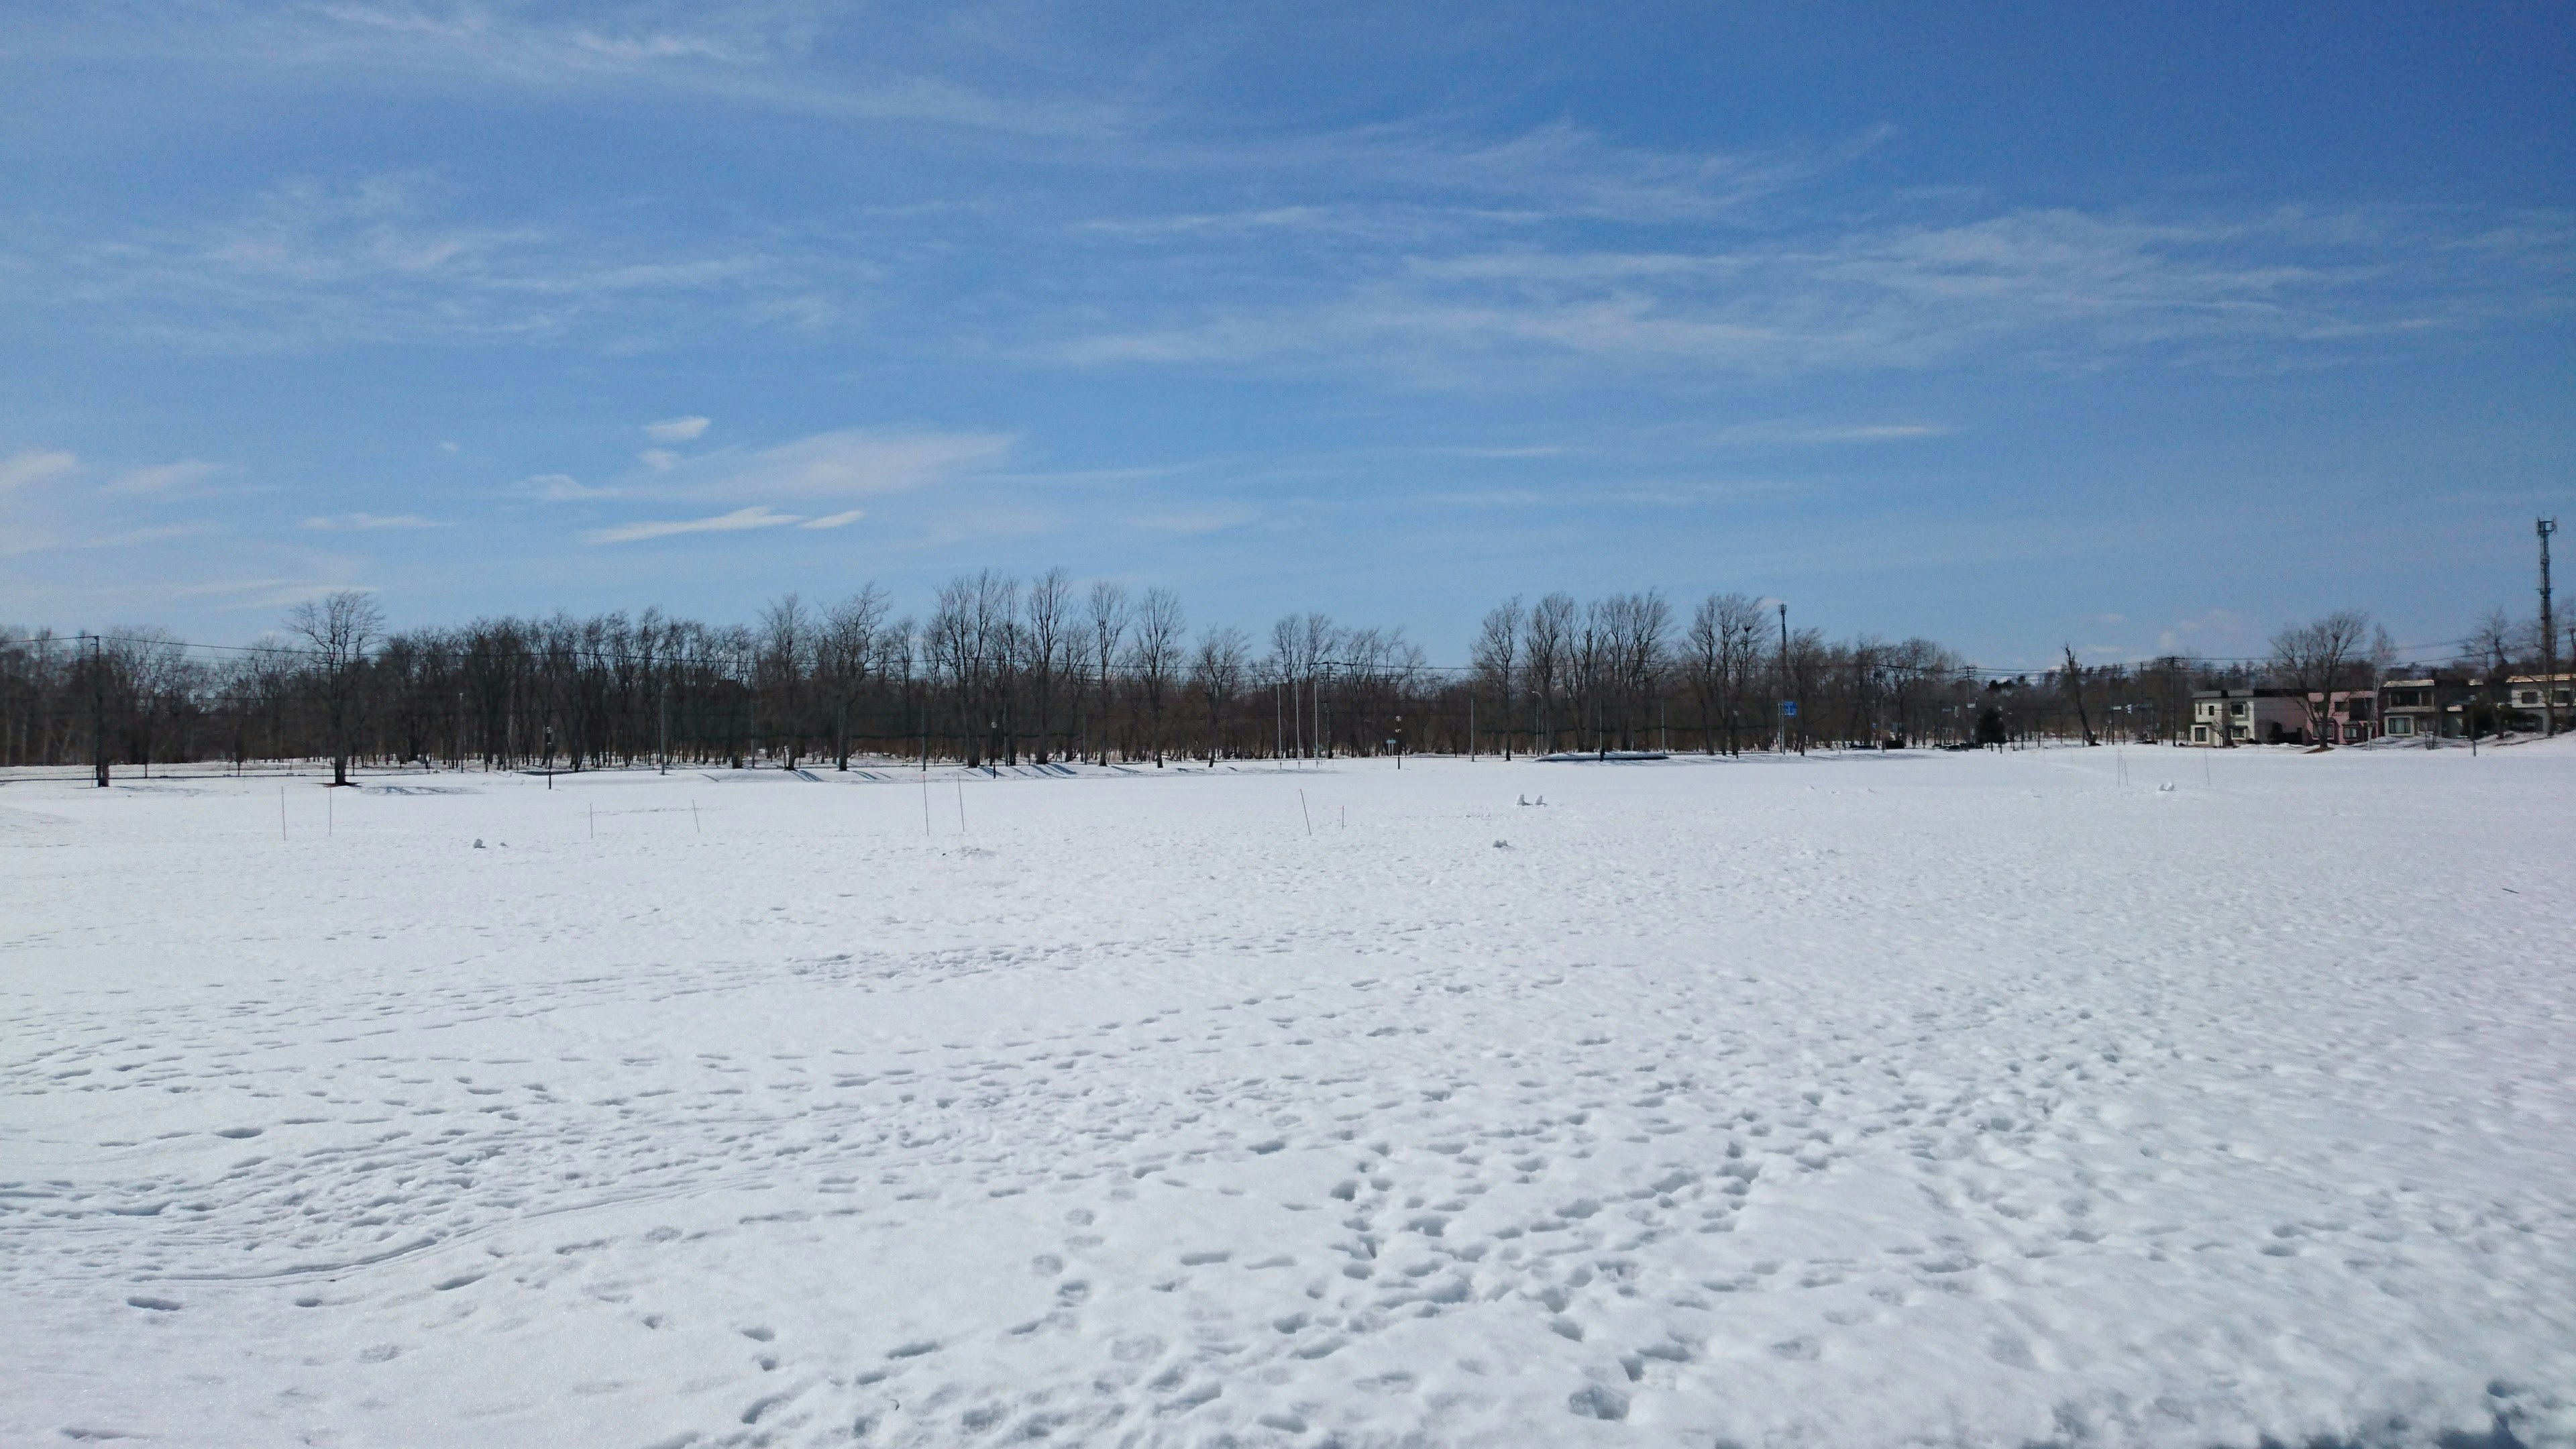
[2540,517,2559,737]
[88,633,107,788]
[1776,602,1789,755]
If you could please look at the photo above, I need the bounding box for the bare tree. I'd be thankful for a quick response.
[2460,607,2524,739]
[818,585,888,769]
[1686,594,1766,755]
[1023,568,1072,762]
[1884,638,1954,746]
[1610,590,1672,751]
[2268,609,2373,747]
[1525,592,1574,754]
[1084,581,1130,763]
[1572,599,1612,755]
[2060,645,2097,746]
[1190,625,1249,761]
[1472,596,1521,757]
[284,590,384,786]
[757,593,815,768]
[1128,587,1184,765]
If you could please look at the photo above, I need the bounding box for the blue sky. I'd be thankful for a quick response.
[2,2,2569,667]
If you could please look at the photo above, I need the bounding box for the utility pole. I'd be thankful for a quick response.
[87,633,107,788]
[2540,517,2560,738]
[1775,601,1790,755]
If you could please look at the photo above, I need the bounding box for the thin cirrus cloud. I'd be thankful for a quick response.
[1045,206,2572,381]
[302,513,449,531]
[650,427,1013,502]
[582,504,861,545]
[643,415,710,443]
[207,1,1131,136]
[0,449,80,491]
[584,505,803,545]
[104,459,232,494]
[527,473,614,500]
[19,172,814,354]
[572,427,1000,544]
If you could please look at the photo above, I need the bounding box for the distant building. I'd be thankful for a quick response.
[2188,688,2308,745]
[2502,672,2575,734]
[2304,689,2379,744]
[2377,674,2475,741]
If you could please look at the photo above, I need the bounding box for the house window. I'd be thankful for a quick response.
[2388,716,2414,736]
[2516,690,2540,706]
[2231,725,2251,739]
[2192,724,2209,743]
[2230,702,2249,716]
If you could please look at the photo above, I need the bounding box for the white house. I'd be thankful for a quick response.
[2187,688,2309,745]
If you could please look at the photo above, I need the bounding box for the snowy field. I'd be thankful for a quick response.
[3,743,2573,1449]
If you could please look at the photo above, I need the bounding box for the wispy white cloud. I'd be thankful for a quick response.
[1049,205,2573,381]
[527,472,611,500]
[643,415,710,443]
[0,449,80,491]
[1708,421,1953,447]
[301,1,1129,134]
[654,427,1013,502]
[82,522,227,548]
[168,576,373,608]
[105,459,232,494]
[16,172,824,352]
[798,508,863,529]
[15,1,1132,138]
[302,512,449,531]
[1131,504,1258,535]
[582,504,805,544]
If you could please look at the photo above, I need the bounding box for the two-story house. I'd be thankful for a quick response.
[2377,674,2475,741]
[2188,688,2308,745]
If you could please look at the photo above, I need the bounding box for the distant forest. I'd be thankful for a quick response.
[0,572,2457,779]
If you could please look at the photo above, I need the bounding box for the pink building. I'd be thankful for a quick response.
[2306,690,2378,744]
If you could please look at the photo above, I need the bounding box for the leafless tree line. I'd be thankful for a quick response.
[0,583,2511,778]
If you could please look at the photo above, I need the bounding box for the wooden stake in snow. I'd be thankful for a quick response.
[692,799,701,835]
[957,780,967,833]
[1299,789,1312,837]
[280,785,287,841]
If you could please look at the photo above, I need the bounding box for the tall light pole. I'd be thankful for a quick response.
[1775,601,1790,755]
[87,632,107,788]
[2540,517,2559,737]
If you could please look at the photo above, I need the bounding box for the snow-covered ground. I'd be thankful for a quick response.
[4,743,2572,1448]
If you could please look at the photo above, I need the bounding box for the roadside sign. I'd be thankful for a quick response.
[1781,701,1799,716]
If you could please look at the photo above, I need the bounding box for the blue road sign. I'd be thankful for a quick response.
[1781,700,1799,716]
